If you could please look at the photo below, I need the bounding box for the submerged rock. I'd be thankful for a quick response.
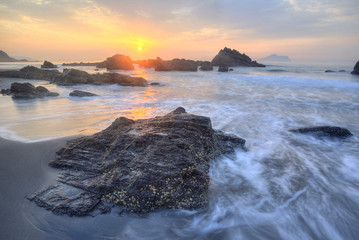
[28,107,246,216]
[41,60,57,68]
[69,90,97,97]
[351,61,359,75]
[211,47,265,67]
[1,82,59,98]
[290,126,353,138]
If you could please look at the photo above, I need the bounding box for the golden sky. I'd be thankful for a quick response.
[1,0,358,63]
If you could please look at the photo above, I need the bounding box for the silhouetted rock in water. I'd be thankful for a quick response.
[96,54,134,70]
[53,68,147,86]
[41,60,57,68]
[69,90,97,97]
[212,47,265,67]
[290,126,353,139]
[0,67,147,87]
[150,82,160,86]
[155,58,198,71]
[135,57,162,68]
[229,68,234,71]
[0,66,61,80]
[62,62,98,66]
[218,66,229,72]
[28,107,246,216]
[351,61,359,75]
[1,82,59,98]
[325,70,335,73]
[199,62,213,71]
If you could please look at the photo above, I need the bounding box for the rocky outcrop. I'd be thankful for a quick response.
[155,58,198,71]
[0,50,20,62]
[211,47,265,67]
[290,126,353,138]
[96,54,134,70]
[1,82,59,98]
[52,69,147,86]
[351,61,359,75]
[218,66,229,72]
[0,67,147,87]
[135,58,162,68]
[28,107,246,216]
[199,62,213,71]
[41,60,58,68]
[0,66,61,80]
[69,90,97,97]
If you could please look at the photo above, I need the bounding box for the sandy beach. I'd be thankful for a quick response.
[0,137,73,240]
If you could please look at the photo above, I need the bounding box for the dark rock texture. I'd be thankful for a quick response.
[211,47,265,67]
[96,54,134,70]
[69,90,97,97]
[155,58,198,71]
[28,107,246,216]
[0,66,61,80]
[41,60,58,68]
[218,66,229,72]
[1,82,59,98]
[199,62,214,71]
[290,126,353,138]
[0,67,147,87]
[351,61,359,75]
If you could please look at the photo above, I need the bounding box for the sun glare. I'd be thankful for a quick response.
[138,47,142,51]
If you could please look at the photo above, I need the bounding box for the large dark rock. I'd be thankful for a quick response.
[351,61,359,75]
[199,62,213,71]
[41,60,58,68]
[69,90,97,97]
[96,54,134,70]
[155,58,198,71]
[211,47,265,67]
[1,82,59,98]
[290,126,353,139]
[0,67,147,87]
[0,66,61,80]
[28,107,246,216]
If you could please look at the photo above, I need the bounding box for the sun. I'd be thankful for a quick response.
[138,47,142,51]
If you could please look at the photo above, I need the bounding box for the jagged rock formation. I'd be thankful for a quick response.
[0,66,61,80]
[351,61,359,75]
[211,47,265,67]
[28,107,246,216]
[1,82,59,98]
[41,60,58,68]
[290,126,353,139]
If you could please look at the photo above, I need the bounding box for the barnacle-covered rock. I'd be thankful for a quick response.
[28,107,245,216]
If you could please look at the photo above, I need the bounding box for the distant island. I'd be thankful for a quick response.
[259,54,291,62]
[0,50,32,62]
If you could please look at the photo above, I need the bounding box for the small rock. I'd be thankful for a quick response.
[41,60,58,69]
[218,66,229,72]
[69,90,97,97]
[290,126,353,139]
[351,61,359,75]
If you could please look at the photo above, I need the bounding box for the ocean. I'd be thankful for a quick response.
[0,61,359,239]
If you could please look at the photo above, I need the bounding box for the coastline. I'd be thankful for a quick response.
[0,136,75,240]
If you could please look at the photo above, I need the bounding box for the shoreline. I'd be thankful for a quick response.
[0,136,75,240]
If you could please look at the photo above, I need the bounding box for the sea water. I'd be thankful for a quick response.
[1,62,359,239]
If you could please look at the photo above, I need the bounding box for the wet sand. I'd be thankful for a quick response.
[0,137,73,240]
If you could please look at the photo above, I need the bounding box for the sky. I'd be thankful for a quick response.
[0,0,358,63]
